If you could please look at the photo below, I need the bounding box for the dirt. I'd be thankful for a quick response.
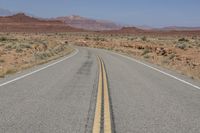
[0,33,73,77]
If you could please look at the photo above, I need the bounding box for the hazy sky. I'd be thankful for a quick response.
[0,0,200,27]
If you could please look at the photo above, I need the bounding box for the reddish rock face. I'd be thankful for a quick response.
[55,15,122,31]
[102,27,200,36]
[0,14,84,32]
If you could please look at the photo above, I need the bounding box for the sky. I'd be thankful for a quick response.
[0,0,200,27]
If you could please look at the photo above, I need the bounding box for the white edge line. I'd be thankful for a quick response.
[111,51,200,90]
[0,49,79,87]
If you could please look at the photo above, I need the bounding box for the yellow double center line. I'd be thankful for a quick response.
[92,56,112,133]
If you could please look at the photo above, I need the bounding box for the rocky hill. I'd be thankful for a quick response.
[0,13,84,32]
[56,15,121,31]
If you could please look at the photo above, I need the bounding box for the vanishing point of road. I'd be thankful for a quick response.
[0,47,200,133]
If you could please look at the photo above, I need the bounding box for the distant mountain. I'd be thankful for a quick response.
[102,27,146,34]
[0,8,13,16]
[124,24,154,30]
[0,10,199,34]
[102,26,200,36]
[126,25,200,31]
[0,13,44,23]
[135,25,154,30]
[118,27,145,33]
[161,26,200,31]
[55,15,122,31]
[0,13,84,32]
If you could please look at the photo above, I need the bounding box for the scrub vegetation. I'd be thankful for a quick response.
[0,33,73,77]
[1,31,200,81]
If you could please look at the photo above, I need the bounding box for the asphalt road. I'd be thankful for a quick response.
[0,47,200,133]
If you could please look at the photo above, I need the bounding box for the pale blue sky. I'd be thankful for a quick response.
[0,0,200,27]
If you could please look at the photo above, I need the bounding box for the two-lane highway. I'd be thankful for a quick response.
[0,47,200,133]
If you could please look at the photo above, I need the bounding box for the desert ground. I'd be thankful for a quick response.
[0,32,73,78]
[0,31,200,81]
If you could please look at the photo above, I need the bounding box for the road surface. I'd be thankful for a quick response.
[0,47,200,133]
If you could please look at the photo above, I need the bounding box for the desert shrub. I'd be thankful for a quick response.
[162,58,170,64]
[158,38,167,41]
[64,41,68,44]
[48,50,55,56]
[0,43,5,46]
[168,54,175,60]
[143,55,150,59]
[54,46,64,53]
[6,69,17,75]
[16,48,23,53]
[188,45,193,48]
[5,44,12,50]
[192,36,197,40]
[85,35,90,40]
[175,43,187,49]
[13,43,31,49]
[0,59,5,63]
[127,37,137,41]
[20,44,31,49]
[93,37,106,41]
[142,48,150,55]
[141,36,147,41]
[178,38,189,42]
[34,52,49,60]
[0,37,7,42]
[29,41,34,44]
